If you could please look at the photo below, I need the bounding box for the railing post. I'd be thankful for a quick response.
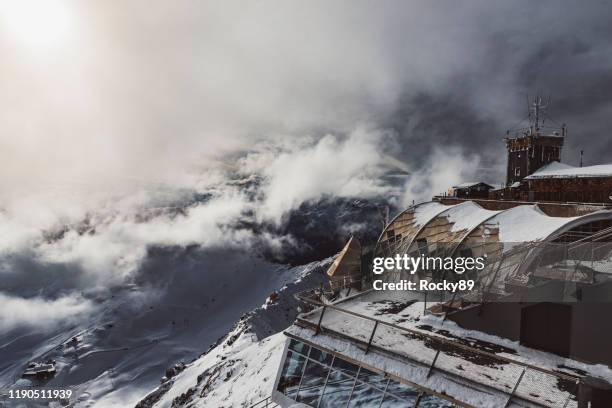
[426,349,441,379]
[414,391,424,407]
[480,255,504,314]
[315,306,327,336]
[562,379,580,408]
[442,291,457,323]
[504,368,526,408]
[365,321,379,354]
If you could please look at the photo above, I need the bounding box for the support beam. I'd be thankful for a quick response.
[314,306,327,336]
[365,321,379,354]
[426,349,441,379]
[504,368,526,408]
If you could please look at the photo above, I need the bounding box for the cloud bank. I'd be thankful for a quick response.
[2,0,612,330]
[0,293,94,332]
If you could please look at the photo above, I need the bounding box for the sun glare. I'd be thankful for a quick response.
[0,0,74,50]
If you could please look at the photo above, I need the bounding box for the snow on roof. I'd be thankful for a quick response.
[525,161,612,179]
[291,289,605,407]
[537,161,574,172]
[452,181,492,189]
[286,324,510,408]
[484,204,579,242]
[442,201,501,233]
[412,201,455,227]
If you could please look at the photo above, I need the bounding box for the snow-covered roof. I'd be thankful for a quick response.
[412,201,454,226]
[286,324,511,407]
[525,161,612,179]
[378,201,612,265]
[394,201,584,245]
[292,289,611,408]
[441,201,501,233]
[483,204,579,242]
[452,181,493,189]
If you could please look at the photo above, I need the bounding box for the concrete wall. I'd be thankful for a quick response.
[449,296,612,367]
[449,302,522,341]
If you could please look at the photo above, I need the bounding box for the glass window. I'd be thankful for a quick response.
[319,369,355,408]
[288,339,310,356]
[277,343,455,408]
[357,367,388,391]
[296,359,329,406]
[309,347,334,366]
[277,351,306,400]
[380,393,409,408]
[347,381,384,407]
[385,379,419,405]
[418,394,456,407]
[332,357,359,377]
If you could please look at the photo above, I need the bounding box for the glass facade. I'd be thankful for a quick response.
[277,339,458,408]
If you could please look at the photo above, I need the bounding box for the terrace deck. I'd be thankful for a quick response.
[289,290,612,408]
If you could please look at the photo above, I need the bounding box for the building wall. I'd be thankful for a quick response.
[454,184,492,199]
[526,177,612,204]
[449,295,612,366]
[505,135,563,185]
[488,177,612,205]
[449,302,522,341]
[570,303,612,366]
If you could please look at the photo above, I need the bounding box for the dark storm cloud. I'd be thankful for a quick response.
[377,0,612,174]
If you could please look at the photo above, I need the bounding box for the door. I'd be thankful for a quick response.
[520,303,572,357]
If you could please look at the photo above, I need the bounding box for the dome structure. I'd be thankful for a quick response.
[372,200,612,292]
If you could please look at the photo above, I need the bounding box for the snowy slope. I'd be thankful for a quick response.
[0,189,384,408]
[135,258,331,408]
[0,252,329,408]
[137,326,285,408]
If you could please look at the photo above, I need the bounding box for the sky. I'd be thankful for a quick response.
[2,1,612,187]
[1,0,612,330]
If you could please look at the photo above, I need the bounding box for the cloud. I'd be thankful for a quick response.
[2,1,612,328]
[2,1,611,190]
[14,189,256,284]
[402,147,483,206]
[1,130,396,286]
[240,128,395,223]
[0,292,94,332]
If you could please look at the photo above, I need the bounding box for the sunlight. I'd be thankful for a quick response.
[0,0,74,50]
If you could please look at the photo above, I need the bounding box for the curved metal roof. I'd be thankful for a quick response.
[371,199,612,297]
[375,200,612,258]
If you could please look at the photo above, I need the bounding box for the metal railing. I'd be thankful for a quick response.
[379,227,612,304]
[289,221,612,406]
[249,396,279,407]
[294,290,582,408]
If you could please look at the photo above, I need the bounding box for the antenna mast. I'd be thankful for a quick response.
[530,95,549,136]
